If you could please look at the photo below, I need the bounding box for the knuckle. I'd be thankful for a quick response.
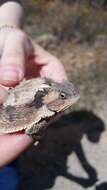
[9,29,27,41]
[17,30,26,39]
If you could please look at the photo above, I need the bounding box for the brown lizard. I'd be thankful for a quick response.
[0,78,79,139]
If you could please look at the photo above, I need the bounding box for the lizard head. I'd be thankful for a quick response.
[44,78,80,113]
[32,78,80,113]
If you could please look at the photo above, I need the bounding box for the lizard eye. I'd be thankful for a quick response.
[60,92,66,99]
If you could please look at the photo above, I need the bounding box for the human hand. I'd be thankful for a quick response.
[0,28,67,167]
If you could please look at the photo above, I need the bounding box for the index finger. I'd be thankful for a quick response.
[31,41,68,82]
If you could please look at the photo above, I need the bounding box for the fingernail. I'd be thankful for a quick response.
[0,70,20,81]
[0,67,24,86]
[14,133,33,143]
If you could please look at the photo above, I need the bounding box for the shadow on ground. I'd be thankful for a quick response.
[20,110,105,190]
[96,182,107,190]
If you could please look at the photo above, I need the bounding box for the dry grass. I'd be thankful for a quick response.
[22,0,107,43]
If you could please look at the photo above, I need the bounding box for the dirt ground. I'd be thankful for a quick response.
[19,1,107,190]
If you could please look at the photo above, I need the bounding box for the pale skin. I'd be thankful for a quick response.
[0,1,67,167]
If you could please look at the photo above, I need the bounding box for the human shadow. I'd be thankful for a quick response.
[20,110,105,190]
[96,182,107,190]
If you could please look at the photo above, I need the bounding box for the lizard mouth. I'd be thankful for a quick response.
[46,95,80,126]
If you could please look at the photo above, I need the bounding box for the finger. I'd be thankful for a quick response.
[0,133,33,167]
[31,42,53,65]
[0,31,26,87]
[31,42,68,82]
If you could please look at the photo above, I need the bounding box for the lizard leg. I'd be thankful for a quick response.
[25,120,47,140]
